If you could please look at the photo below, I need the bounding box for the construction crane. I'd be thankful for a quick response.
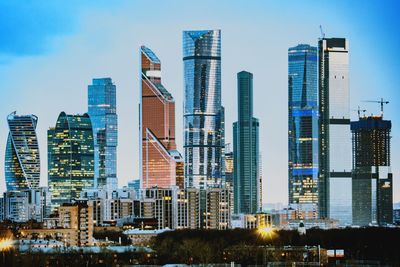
[363,98,389,117]
[319,25,325,39]
[352,106,366,118]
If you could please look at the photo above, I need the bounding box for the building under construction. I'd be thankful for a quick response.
[351,115,392,226]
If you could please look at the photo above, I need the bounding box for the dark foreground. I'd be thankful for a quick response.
[1,227,400,266]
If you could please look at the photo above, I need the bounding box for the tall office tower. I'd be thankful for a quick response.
[140,46,183,189]
[318,38,352,225]
[351,115,393,226]
[183,30,225,189]
[5,112,40,191]
[288,44,319,212]
[88,78,118,190]
[233,71,260,214]
[48,112,94,209]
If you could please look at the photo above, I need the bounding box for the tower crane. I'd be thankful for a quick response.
[363,98,389,118]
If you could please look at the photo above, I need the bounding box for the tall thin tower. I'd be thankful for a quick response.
[233,71,260,214]
[318,38,352,225]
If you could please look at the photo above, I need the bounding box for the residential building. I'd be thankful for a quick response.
[3,189,45,222]
[88,78,118,190]
[20,200,94,246]
[233,71,260,214]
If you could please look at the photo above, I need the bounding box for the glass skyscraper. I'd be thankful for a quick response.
[233,71,259,214]
[288,44,318,209]
[88,78,118,190]
[351,116,393,226]
[5,112,40,191]
[140,45,183,189]
[183,29,225,189]
[48,112,94,209]
[318,38,352,225]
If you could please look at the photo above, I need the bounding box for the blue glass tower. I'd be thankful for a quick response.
[88,78,118,190]
[183,30,224,189]
[233,71,260,214]
[5,112,40,191]
[288,44,319,207]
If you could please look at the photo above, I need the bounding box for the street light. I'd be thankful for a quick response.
[0,239,13,251]
[257,226,276,239]
[0,238,13,266]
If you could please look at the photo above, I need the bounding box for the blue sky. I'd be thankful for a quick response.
[0,0,399,204]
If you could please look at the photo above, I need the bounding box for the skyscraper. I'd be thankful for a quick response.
[288,44,318,210]
[183,29,224,189]
[318,38,352,225]
[140,46,183,189]
[233,71,260,214]
[5,112,40,191]
[48,112,94,209]
[88,78,118,190]
[351,115,393,226]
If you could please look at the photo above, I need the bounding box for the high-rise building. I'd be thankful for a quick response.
[5,112,40,191]
[88,78,118,190]
[288,44,319,211]
[318,38,352,225]
[233,71,260,214]
[140,46,183,189]
[351,115,393,226]
[183,30,225,189]
[48,112,94,209]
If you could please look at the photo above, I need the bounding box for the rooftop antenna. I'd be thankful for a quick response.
[363,98,389,118]
[319,25,325,39]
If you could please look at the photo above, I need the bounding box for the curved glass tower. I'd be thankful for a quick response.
[5,112,40,191]
[48,112,94,208]
[183,29,224,189]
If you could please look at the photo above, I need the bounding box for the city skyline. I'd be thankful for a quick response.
[0,0,399,204]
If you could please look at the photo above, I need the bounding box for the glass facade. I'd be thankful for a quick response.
[318,38,352,225]
[48,112,94,209]
[233,71,260,214]
[288,44,318,209]
[140,46,183,189]
[88,78,118,190]
[5,112,40,191]
[183,30,225,189]
[351,116,392,226]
